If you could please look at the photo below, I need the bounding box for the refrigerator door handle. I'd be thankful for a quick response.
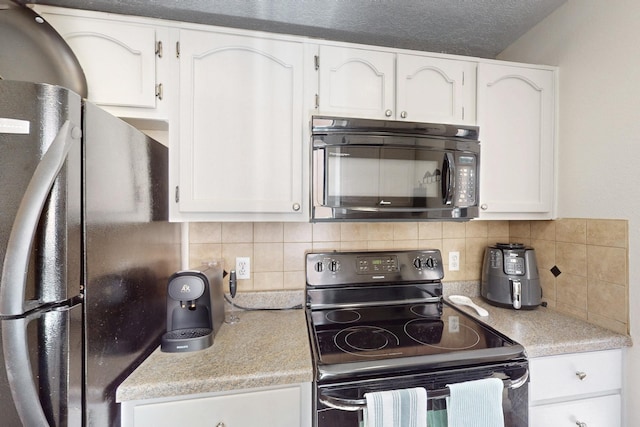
[0,120,81,316]
[2,315,51,427]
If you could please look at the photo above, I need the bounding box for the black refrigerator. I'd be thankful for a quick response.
[0,80,181,426]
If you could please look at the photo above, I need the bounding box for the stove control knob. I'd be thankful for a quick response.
[424,257,437,269]
[413,258,423,269]
[314,261,324,272]
[328,260,340,272]
[414,257,437,270]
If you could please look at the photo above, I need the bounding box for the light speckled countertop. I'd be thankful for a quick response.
[117,287,632,403]
[443,295,632,358]
[443,281,632,357]
[116,308,313,402]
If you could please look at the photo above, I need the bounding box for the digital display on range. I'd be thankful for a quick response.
[357,255,398,273]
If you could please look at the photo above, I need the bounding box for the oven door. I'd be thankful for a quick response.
[312,135,479,221]
[314,361,528,427]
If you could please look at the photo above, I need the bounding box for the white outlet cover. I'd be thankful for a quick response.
[236,257,250,279]
[449,251,460,271]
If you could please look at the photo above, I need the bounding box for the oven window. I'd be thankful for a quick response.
[324,146,445,208]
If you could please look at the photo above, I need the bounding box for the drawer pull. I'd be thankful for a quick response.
[576,371,587,380]
[576,422,587,427]
[216,423,226,427]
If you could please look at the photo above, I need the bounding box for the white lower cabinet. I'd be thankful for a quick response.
[529,349,623,427]
[530,395,621,426]
[121,383,312,427]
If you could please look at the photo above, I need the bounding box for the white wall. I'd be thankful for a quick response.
[497,1,640,424]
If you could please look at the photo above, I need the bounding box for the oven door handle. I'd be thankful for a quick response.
[318,369,529,412]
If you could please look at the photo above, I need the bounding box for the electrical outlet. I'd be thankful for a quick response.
[236,257,250,279]
[448,251,460,271]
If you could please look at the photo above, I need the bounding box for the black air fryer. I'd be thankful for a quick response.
[481,243,542,310]
[161,263,225,352]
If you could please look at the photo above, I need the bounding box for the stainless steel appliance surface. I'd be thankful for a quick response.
[0,1,87,96]
[0,80,180,426]
[306,250,529,427]
[481,243,542,310]
[311,116,480,222]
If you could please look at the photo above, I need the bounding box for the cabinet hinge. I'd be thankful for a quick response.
[175,186,180,203]
[462,71,465,85]
[315,94,319,109]
[155,40,163,58]
[462,106,465,121]
[155,83,163,100]
[314,55,319,71]
[176,41,180,58]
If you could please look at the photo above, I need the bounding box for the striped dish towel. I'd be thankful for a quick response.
[446,377,505,427]
[364,387,427,427]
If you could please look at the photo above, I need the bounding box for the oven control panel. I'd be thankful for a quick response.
[306,250,444,287]
[357,255,399,273]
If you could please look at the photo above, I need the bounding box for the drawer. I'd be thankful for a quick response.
[529,349,622,402]
[530,394,621,427]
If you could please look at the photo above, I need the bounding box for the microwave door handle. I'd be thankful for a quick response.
[0,120,80,315]
[442,152,455,205]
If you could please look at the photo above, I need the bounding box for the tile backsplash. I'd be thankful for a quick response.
[189,218,628,334]
[511,219,628,335]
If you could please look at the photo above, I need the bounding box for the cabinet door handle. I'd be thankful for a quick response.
[576,422,587,427]
[156,83,163,100]
[400,111,407,119]
[385,109,393,117]
[480,204,488,210]
[292,203,301,211]
[216,423,226,427]
[576,371,587,380]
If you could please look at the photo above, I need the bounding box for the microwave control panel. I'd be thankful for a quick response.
[456,155,477,206]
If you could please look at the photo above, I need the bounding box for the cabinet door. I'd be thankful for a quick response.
[133,386,305,427]
[530,394,621,427]
[397,55,476,124]
[477,63,555,219]
[41,13,158,109]
[177,30,306,219]
[318,45,395,119]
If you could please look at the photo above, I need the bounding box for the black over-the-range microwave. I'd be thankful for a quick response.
[311,116,480,221]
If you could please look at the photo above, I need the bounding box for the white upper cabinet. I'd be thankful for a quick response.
[396,54,475,124]
[477,62,556,220]
[37,6,558,222]
[39,10,163,113]
[318,46,395,120]
[317,45,475,124]
[175,29,310,221]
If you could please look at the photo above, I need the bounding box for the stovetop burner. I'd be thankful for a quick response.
[311,303,503,364]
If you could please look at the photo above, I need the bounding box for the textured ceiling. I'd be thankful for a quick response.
[22,0,567,58]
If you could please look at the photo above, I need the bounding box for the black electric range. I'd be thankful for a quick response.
[305,250,526,382]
